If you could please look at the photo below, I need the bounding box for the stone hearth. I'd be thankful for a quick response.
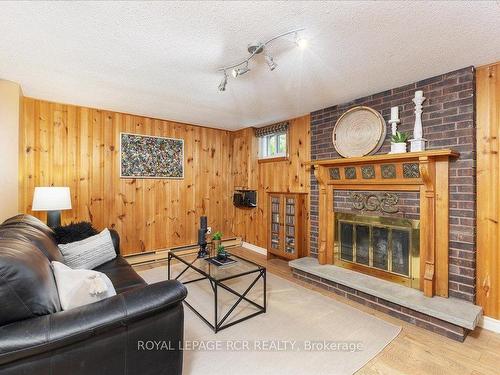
[289,257,482,341]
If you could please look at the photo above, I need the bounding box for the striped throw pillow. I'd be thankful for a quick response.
[58,228,116,269]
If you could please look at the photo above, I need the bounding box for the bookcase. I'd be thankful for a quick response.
[268,193,307,260]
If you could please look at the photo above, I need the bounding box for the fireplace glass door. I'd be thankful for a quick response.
[335,213,419,289]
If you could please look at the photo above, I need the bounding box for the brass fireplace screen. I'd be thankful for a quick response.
[334,213,420,289]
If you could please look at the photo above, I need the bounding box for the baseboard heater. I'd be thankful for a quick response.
[124,237,242,265]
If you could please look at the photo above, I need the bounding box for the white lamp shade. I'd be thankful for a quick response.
[32,187,72,211]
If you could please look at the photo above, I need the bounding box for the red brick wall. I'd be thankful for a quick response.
[310,67,476,302]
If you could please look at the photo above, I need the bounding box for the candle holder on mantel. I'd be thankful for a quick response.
[409,90,427,152]
[388,106,401,154]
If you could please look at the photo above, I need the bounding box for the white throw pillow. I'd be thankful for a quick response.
[58,228,116,269]
[52,261,117,310]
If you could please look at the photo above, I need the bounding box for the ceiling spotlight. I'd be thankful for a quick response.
[295,36,308,49]
[232,63,250,78]
[218,71,228,91]
[265,53,277,71]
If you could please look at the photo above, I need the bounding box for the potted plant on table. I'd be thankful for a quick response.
[216,244,229,261]
[390,131,409,154]
[212,231,222,255]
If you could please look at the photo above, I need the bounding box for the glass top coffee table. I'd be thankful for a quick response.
[168,249,266,333]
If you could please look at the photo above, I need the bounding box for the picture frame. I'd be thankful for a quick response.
[119,132,184,179]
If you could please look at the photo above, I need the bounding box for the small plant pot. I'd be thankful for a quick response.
[390,142,407,154]
[216,251,228,261]
[212,239,221,255]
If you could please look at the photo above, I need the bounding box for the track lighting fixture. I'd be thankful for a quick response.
[217,28,305,91]
[265,53,277,71]
[218,71,228,91]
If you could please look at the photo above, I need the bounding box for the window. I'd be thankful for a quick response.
[259,131,287,159]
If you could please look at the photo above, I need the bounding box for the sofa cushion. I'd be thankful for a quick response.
[93,255,130,271]
[1,214,55,239]
[0,226,64,262]
[94,257,146,294]
[53,221,98,245]
[0,239,62,326]
[58,229,117,269]
[52,261,116,310]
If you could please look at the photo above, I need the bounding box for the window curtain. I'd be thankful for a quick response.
[254,121,289,137]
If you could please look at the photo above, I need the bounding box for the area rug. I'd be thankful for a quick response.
[138,265,401,375]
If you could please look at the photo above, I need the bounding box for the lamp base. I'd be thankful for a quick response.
[47,210,61,228]
[197,244,209,258]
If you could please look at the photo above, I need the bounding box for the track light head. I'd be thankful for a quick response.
[232,63,250,78]
[218,72,228,91]
[239,64,251,76]
[265,53,277,71]
[295,36,308,49]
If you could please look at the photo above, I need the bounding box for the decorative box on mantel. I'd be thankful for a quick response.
[307,149,459,298]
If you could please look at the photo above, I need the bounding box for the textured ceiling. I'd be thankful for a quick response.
[1,1,500,130]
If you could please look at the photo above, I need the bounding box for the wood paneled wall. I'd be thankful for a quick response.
[231,127,259,190]
[476,63,500,319]
[20,98,235,255]
[230,115,311,249]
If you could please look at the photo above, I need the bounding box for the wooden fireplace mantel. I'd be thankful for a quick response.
[308,149,459,298]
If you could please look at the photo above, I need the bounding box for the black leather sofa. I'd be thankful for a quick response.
[0,214,187,375]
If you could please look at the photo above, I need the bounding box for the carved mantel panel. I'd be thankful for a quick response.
[307,149,459,298]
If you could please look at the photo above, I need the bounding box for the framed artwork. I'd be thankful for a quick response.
[120,132,184,179]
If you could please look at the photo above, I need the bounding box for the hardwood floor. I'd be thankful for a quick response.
[133,247,500,375]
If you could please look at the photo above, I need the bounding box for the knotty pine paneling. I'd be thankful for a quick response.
[20,98,235,255]
[231,127,258,190]
[231,115,311,250]
[476,63,500,319]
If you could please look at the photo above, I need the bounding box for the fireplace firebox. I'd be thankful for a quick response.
[335,213,420,289]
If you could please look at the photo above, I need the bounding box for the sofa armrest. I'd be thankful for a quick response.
[108,228,121,255]
[0,280,187,366]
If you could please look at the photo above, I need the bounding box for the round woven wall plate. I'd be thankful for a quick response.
[332,106,386,158]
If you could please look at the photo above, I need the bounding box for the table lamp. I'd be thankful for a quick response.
[32,187,72,228]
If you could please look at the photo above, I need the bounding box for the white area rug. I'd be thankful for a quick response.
[139,265,401,375]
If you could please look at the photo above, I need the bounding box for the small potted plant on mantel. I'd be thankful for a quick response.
[390,131,409,154]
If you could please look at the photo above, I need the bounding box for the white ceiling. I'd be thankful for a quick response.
[1,1,500,130]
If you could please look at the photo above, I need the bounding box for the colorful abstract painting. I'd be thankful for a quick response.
[120,133,184,179]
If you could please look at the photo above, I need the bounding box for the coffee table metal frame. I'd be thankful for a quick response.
[168,251,266,333]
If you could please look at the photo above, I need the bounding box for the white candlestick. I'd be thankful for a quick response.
[390,106,399,121]
[410,90,427,152]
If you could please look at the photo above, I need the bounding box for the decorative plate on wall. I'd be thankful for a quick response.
[332,106,386,158]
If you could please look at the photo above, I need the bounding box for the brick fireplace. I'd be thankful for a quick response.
[309,150,457,298]
[309,66,476,303]
[289,67,480,341]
